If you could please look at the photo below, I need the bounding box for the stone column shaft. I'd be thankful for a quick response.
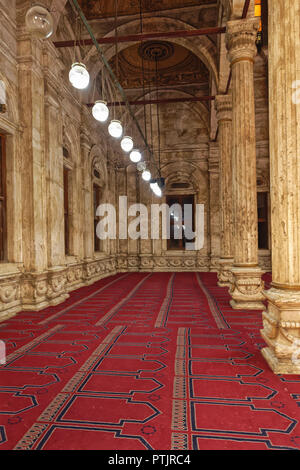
[18,35,48,272]
[215,94,234,286]
[81,128,93,261]
[44,86,65,268]
[226,18,264,310]
[261,0,300,374]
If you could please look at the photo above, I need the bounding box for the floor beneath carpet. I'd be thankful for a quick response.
[0,272,299,450]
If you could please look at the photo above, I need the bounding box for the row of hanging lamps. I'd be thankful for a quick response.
[25,3,157,196]
[64,0,154,193]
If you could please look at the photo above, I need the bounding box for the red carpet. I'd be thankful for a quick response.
[0,272,300,450]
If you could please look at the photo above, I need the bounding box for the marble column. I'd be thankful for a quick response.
[215,94,234,287]
[43,43,65,269]
[81,126,93,261]
[261,0,300,374]
[226,18,265,310]
[18,33,48,274]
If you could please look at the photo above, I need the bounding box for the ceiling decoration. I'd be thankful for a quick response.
[78,0,216,20]
[102,41,209,90]
[139,41,175,62]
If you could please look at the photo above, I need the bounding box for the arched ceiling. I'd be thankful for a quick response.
[105,41,210,90]
[78,0,216,20]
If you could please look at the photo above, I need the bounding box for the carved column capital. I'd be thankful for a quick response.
[215,94,232,123]
[226,18,260,64]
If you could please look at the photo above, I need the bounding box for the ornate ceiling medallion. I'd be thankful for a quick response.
[138,41,174,62]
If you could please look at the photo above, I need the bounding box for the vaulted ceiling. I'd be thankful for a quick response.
[106,41,210,90]
[78,0,216,20]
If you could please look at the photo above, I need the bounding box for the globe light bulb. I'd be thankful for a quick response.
[121,136,134,153]
[69,63,90,90]
[129,149,142,163]
[142,170,151,182]
[108,120,123,139]
[137,161,146,172]
[150,181,162,197]
[92,100,109,122]
[25,4,54,39]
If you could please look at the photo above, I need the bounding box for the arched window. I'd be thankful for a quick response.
[0,134,6,260]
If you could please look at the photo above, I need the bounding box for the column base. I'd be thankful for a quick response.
[260,287,300,375]
[217,258,234,287]
[229,266,265,310]
[261,346,300,375]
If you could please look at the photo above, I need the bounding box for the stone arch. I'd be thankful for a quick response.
[83,16,218,90]
[161,160,208,197]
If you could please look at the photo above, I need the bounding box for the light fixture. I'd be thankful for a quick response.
[142,170,151,181]
[150,181,162,197]
[129,149,142,163]
[150,177,165,197]
[25,4,54,39]
[254,0,262,45]
[121,136,134,152]
[92,100,109,122]
[69,63,90,90]
[108,120,123,139]
[137,162,146,172]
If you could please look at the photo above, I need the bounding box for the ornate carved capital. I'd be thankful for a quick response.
[215,94,232,123]
[226,18,260,64]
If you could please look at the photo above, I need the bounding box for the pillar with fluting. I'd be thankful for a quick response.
[261,0,300,374]
[215,94,234,287]
[226,18,265,310]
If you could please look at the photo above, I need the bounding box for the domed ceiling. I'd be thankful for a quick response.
[105,41,210,90]
[78,0,216,19]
